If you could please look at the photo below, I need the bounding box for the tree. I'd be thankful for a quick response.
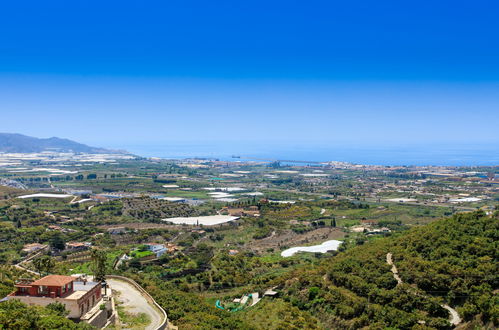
[91,249,107,282]
[49,232,65,250]
[46,302,69,317]
[33,257,44,275]
[129,258,141,269]
[32,256,55,275]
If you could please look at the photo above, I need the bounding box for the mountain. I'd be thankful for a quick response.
[0,133,127,154]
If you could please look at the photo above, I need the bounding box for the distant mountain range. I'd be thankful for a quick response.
[0,133,128,154]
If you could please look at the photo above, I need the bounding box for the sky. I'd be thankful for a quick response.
[0,1,498,159]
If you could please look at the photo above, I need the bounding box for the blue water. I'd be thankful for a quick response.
[112,142,499,166]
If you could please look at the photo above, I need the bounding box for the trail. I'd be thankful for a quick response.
[386,253,461,327]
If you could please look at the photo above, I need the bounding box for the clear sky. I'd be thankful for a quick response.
[0,1,498,154]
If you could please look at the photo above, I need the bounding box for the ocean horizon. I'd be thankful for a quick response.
[106,142,499,167]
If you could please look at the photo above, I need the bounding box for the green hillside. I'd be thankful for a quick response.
[276,210,498,329]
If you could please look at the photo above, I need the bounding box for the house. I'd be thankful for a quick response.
[360,219,378,226]
[65,242,92,251]
[366,227,391,235]
[107,227,126,235]
[220,206,260,217]
[8,275,102,319]
[144,243,168,257]
[166,243,179,253]
[22,243,48,254]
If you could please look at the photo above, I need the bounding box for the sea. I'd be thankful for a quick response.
[110,142,499,167]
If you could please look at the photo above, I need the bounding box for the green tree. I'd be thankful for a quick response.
[33,255,55,275]
[46,302,69,317]
[50,232,65,250]
[91,249,107,282]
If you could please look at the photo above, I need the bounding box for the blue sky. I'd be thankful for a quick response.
[0,0,498,154]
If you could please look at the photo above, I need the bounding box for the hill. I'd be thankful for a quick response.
[275,210,498,329]
[0,133,126,154]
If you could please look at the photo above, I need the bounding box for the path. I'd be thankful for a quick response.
[14,249,48,276]
[386,253,461,326]
[386,253,402,285]
[107,278,164,330]
[442,304,461,326]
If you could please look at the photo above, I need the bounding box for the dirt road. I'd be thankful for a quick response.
[107,278,164,330]
[386,253,461,326]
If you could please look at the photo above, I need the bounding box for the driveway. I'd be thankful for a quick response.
[107,278,164,330]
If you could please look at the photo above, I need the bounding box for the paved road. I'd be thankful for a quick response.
[107,278,163,330]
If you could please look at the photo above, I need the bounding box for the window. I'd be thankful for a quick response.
[38,286,48,295]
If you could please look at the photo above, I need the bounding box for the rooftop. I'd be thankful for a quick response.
[73,281,99,292]
[31,275,75,287]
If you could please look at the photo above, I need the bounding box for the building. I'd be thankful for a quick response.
[220,206,260,217]
[107,227,126,235]
[160,197,187,203]
[65,242,92,251]
[22,243,48,254]
[360,219,378,226]
[144,243,168,257]
[143,243,178,257]
[8,275,102,319]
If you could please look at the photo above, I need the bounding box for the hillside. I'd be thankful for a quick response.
[120,210,497,329]
[275,210,498,329]
[0,133,125,154]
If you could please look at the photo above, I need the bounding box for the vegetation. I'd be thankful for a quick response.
[277,211,498,329]
[0,156,497,329]
[0,299,94,329]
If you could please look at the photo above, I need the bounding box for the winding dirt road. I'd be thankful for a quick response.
[386,253,461,327]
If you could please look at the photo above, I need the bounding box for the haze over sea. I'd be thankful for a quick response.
[114,142,499,167]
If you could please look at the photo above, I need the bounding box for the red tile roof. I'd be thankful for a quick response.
[31,275,75,287]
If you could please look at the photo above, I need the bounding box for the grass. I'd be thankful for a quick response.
[115,299,151,328]
[131,250,154,258]
[161,189,210,199]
